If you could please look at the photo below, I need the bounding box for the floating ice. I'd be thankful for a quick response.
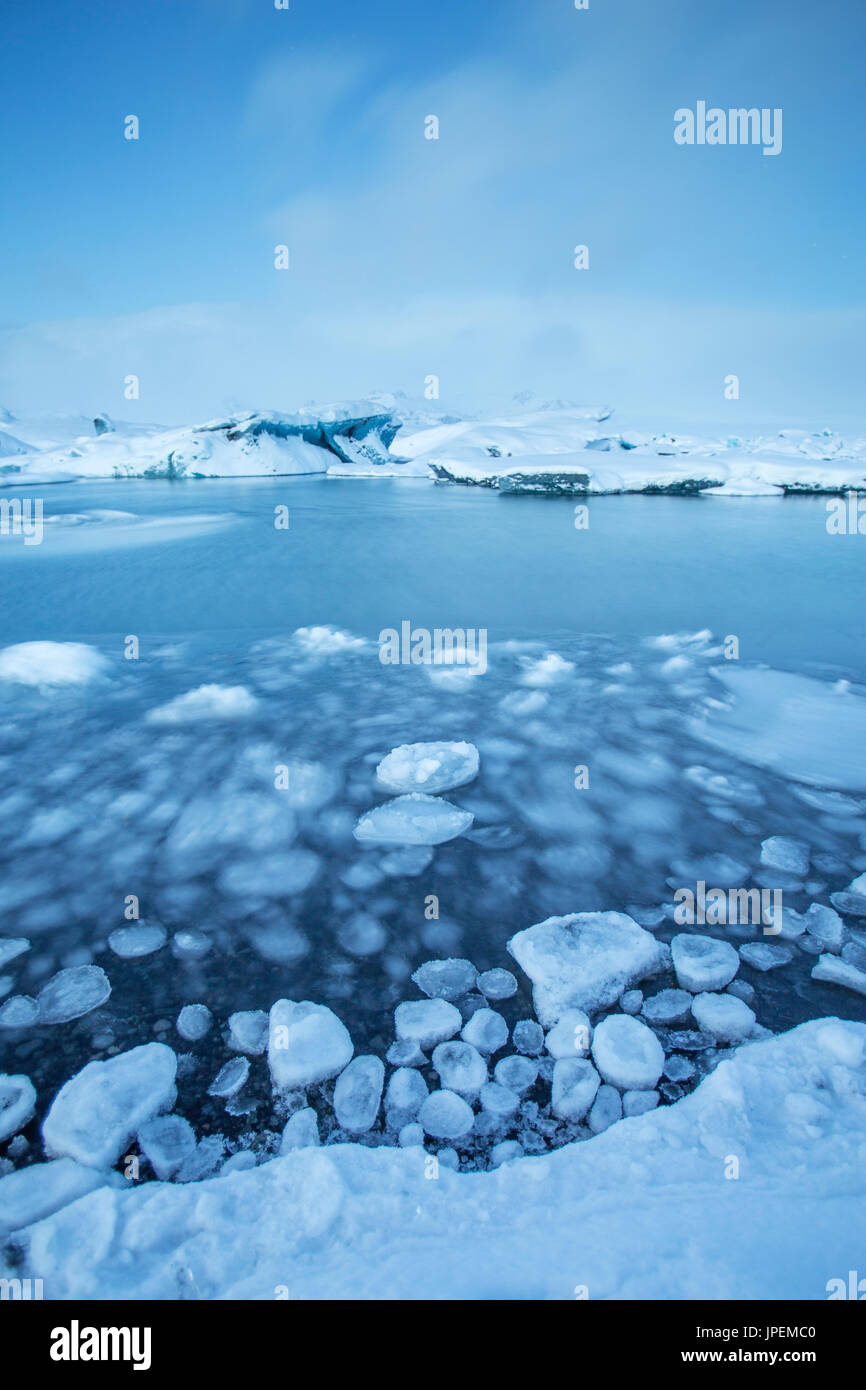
[739,943,793,972]
[691,992,756,1044]
[519,652,575,687]
[0,1073,36,1142]
[0,939,29,968]
[0,995,39,1029]
[36,965,111,1024]
[512,1020,544,1055]
[412,958,477,1001]
[337,911,387,956]
[0,641,109,688]
[333,1056,384,1133]
[208,1057,250,1099]
[591,1015,664,1091]
[461,1007,508,1055]
[480,1082,519,1119]
[671,934,740,993]
[477,968,518,1000]
[811,955,866,997]
[268,1000,354,1090]
[176,1004,213,1042]
[353,793,474,846]
[279,1107,320,1152]
[641,989,692,1025]
[432,1041,487,1097]
[108,923,167,958]
[375,741,479,794]
[42,1043,177,1168]
[622,1090,660,1117]
[379,846,434,877]
[228,1010,269,1055]
[588,1084,623,1134]
[147,684,259,724]
[620,989,642,1015]
[760,836,810,875]
[398,1122,424,1147]
[490,1140,523,1165]
[137,1114,197,1179]
[418,1089,474,1139]
[508,912,669,1025]
[551,1058,600,1121]
[395,999,461,1050]
[494,1055,538,1093]
[385,1066,429,1119]
[219,849,320,899]
[830,891,866,919]
[544,1008,592,1059]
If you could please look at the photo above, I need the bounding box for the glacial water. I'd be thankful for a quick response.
[1,478,865,1171]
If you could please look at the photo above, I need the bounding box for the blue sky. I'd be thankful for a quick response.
[1,0,864,424]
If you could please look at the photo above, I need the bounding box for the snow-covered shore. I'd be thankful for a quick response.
[4,1018,865,1300]
[2,398,864,494]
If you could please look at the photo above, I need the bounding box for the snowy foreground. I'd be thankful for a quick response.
[3,1019,866,1300]
[2,628,866,1297]
[2,397,865,494]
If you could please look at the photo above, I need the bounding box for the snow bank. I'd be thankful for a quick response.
[7,1019,866,1300]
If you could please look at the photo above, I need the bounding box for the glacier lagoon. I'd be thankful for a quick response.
[2,475,866,1294]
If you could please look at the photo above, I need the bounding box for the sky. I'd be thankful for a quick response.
[1,0,864,426]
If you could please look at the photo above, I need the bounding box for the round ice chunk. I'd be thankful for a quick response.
[551,1058,600,1121]
[477,968,518,1000]
[37,965,111,1024]
[479,1081,519,1118]
[385,1066,428,1118]
[176,1004,212,1042]
[739,943,793,972]
[337,912,387,957]
[41,1044,176,1167]
[620,990,643,1015]
[432,1041,487,1097]
[108,923,167,959]
[760,836,810,875]
[460,1007,508,1055]
[353,793,474,846]
[671,933,739,993]
[0,1073,36,1142]
[591,1015,664,1091]
[411,957,477,1001]
[690,991,756,1044]
[491,1139,523,1166]
[280,1107,320,1152]
[386,1038,426,1067]
[513,1019,544,1055]
[398,1122,424,1147]
[268,1000,354,1090]
[333,1055,384,1133]
[375,741,479,795]
[208,1056,249,1098]
[544,1008,592,1059]
[641,988,692,1025]
[494,1054,538,1093]
[137,1114,196,1179]
[228,1009,269,1055]
[622,1089,660,1117]
[0,995,39,1029]
[588,1083,622,1134]
[395,999,461,1050]
[418,1089,474,1139]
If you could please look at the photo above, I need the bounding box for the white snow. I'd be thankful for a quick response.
[671,934,740,993]
[508,912,669,1025]
[353,793,474,846]
[0,641,109,688]
[6,1020,866,1299]
[36,965,111,1023]
[375,741,479,794]
[268,1000,354,1091]
[591,1015,664,1091]
[0,1159,122,1234]
[333,1056,384,1134]
[41,1043,177,1169]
